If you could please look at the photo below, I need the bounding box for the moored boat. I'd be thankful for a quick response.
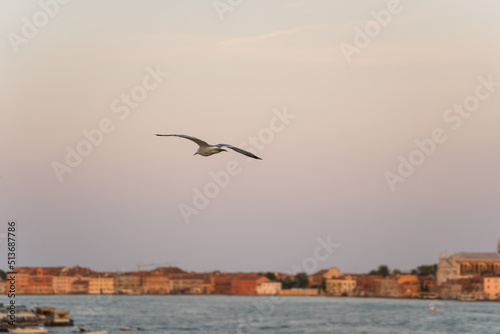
[458,294,477,301]
[0,304,39,332]
[78,326,107,334]
[34,307,74,326]
[8,327,48,334]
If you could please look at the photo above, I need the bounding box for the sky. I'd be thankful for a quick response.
[1,0,500,275]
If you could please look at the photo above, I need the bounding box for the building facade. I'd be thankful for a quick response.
[114,275,141,294]
[484,276,500,300]
[169,278,203,294]
[88,277,115,294]
[326,275,357,296]
[437,248,500,285]
[52,276,79,294]
[256,279,282,295]
[141,273,169,294]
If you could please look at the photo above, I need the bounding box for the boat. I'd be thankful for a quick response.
[78,326,107,334]
[429,306,439,311]
[0,305,39,332]
[120,327,140,331]
[458,294,477,301]
[8,327,48,334]
[34,306,74,326]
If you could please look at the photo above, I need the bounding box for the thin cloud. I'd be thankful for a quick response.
[217,24,327,46]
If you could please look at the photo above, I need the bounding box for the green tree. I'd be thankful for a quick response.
[320,277,326,292]
[368,265,390,277]
[378,265,389,277]
[393,268,402,275]
[0,270,6,280]
[415,264,437,276]
[264,272,277,281]
[280,277,294,289]
[294,272,309,288]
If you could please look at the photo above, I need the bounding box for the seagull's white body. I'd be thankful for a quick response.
[156,134,262,160]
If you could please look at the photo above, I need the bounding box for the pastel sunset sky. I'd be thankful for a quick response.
[1,0,499,274]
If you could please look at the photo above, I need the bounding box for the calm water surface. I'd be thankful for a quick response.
[6,295,500,334]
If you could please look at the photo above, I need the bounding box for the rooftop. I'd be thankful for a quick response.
[454,252,500,260]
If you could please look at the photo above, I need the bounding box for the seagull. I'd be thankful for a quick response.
[156,134,262,160]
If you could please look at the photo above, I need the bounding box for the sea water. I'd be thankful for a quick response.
[7,295,500,334]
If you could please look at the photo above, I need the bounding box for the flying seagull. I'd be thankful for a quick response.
[156,134,262,160]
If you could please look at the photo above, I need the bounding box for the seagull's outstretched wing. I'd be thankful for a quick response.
[214,144,262,160]
[156,134,210,148]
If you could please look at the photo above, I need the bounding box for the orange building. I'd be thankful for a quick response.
[213,276,232,294]
[53,276,79,294]
[484,276,500,300]
[141,272,169,294]
[10,273,30,294]
[230,275,266,295]
[26,275,53,294]
[231,279,257,295]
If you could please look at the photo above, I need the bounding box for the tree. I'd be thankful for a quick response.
[264,272,277,281]
[378,265,390,277]
[320,277,326,292]
[0,270,6,280]
[393,268,402,275]
[280,277,295,289]
[368,265,390,277]
[415,264,437,276]
[294,272,309,288]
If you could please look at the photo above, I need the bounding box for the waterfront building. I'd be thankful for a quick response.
[52,276,79,294]
[354,275,383,297]
[256,279,282,295]
[8,274,29,294]
[280,288,319,296]
[213,276,232,294]
[115,275,141,294]
[378,277,398,297]
[397,274,420,297]
[169,277,203,294]
[310,267,342,287]
[27,275,54,294]
[483,276,500,300]
[88,277,115,294]
[200,279,215,294]
[438,277,485,300]
[70,279,89,294]
[230,275,264,295]
[325,275,357,296]
[437,240,500,285]
[141,272,170,294]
